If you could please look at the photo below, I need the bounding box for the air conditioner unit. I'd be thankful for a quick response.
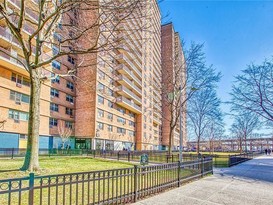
[15,101,21,105]
[49,125,53,128]
[14,119,19,123]
[16,83,22,88]
[70,115,74,118]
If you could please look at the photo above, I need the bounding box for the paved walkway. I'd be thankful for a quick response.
[134,155,273,205]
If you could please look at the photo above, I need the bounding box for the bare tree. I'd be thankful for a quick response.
[230,58,273,122]
[188,87,222,154]
[230,111,260,153]
[204,118,225,154]
[0,0,145,171]
[57,120,72,149]
[161,42,221,154]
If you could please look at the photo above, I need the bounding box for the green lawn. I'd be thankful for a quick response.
[0,156,133,179]
[0,157,202,205]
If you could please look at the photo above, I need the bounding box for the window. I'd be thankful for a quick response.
[98,70,105,80]
[98,83,104,92]
[51,74,60,84]
[108,125,113,132]
[117,107,125,114]
[98,95,104,104]
[66,95,74,103]
[65,121,73,129]
[50,103,59,112]
[52,46,59,55]
[49,118,58,126]
[10,91,30,103]
[22,78,30,86]
[117,127,126,134]
[53,33,62,42]
[50,88,59,98]
[129,112,135,118]
[108,101,113,108]
[52,60,61,70]
[68,56,75,65]
[117,117,126,124]
[108,88,113,96]
[66,108,73,116]
[67,81,74,91]
[108,113,113,120]
[97,109,104,118]
[129,121,135,127]
[97,122,104,130]
[11,73,17,82]
[11,73,30,87]
[128,131,135,137]
[20,112,29,121]
[58,23,62,29]
[8,110,19,120]
[8,109,29,121]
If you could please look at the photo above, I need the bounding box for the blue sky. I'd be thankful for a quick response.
[160,0,273,134]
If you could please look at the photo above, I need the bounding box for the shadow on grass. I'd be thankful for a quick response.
[0,169,20,173]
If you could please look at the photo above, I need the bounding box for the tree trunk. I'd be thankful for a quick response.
[197,135,201,154]
[21,72,41,171]
[168,127,174,155]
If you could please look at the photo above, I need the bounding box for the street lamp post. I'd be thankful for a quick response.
[179,87,183,162]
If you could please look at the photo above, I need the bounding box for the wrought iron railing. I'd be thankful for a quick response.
[0,158,213,205]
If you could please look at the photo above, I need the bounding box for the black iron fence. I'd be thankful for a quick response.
[0,148,198,164]
[0,148,261,167]
[0,158,213,205]
[228,152,259,167]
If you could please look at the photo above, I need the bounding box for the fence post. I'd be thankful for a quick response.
[28,173,34,205]
[172,154,174,163]
[118,151,120,161]
[228,155,231,167]
[128,152,130,162]
[178,161,181,187]
[11,148,14,159]
[134,165,138,202]
[201,157,204,177]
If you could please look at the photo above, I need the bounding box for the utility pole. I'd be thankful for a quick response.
[179,86,183,162]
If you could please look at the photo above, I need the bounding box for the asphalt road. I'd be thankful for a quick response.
[134,155,273,205]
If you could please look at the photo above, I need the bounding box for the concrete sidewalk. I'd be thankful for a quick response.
[134,155,273,205]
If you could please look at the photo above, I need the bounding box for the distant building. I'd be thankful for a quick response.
[161,23,187,150]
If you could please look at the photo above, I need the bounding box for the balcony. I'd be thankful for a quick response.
[154,103,161,111]
[117,75,142,96]
[116,64,141,87]
[153,88,161,98]
[0,26,21,48]
[116,54,141,78]
[8,0,39,22]
[0,47,28,74]
[118,45,142,72]
[0,26,37,55]
[153,94,161,103]
[116,85,142,105]
[118,34,142,61]
[116,96,141,114]
[153,116,161,125]
[119,24,142,52]
[120,22,142,48]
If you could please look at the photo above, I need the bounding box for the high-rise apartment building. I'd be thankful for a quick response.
[0,0,164,150]
[161,23,187,150]
[0,1,186,151]
[75,0,162,151]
